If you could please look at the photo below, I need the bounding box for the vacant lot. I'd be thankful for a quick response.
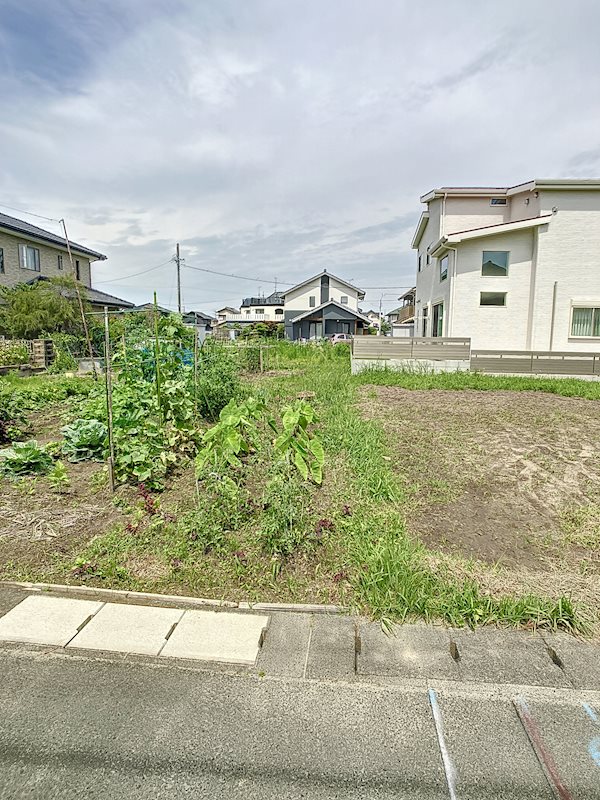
[360,385,600,611]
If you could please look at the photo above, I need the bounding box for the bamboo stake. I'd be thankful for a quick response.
[153,292,163,422]
[60,218,96,379]
[103,307,116,492]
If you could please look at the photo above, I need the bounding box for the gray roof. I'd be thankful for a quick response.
[240,292,284,307]
[290,300,372,324]
[0,212,106,260]
[24,276,133,308]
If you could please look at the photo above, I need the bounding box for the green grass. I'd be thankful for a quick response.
[262,360,585,632]
[353,365,600,400]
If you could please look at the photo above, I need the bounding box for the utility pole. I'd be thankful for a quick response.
[175,243,182,313]
[378,293,383,336]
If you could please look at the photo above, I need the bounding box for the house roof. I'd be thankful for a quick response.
[289,300,371,325]
[23,276,133,308]
[420,178,600,203]
[216,306,239,314]
[428,214,553,257]
[183,310,213,324]
[281,270,365,301]
[0,212,107,260]
[240,291,284,307]
[398,287,416,301]
[411,211,430,248]
[132,302,171,313]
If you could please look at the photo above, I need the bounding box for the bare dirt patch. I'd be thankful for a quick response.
[358,386,600,578]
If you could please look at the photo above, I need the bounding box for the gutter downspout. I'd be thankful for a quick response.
[549,281,558,351]
[525,227,539,349]
[446,246,458,337]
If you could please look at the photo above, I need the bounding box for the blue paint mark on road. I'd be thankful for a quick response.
[582,703,600,768]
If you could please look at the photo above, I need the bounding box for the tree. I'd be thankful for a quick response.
[0,276,92,339]
[380,320,392,335]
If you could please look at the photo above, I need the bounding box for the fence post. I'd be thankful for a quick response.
[259,345,264,372]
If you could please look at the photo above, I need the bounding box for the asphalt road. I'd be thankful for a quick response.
[1,645,599,799]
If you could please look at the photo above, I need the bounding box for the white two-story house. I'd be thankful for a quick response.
[412,179,600,351]
[282,270,370,340]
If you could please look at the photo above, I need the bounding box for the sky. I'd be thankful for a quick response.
[1,0,600,314]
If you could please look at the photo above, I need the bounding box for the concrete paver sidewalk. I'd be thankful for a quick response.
[0,594,269,665]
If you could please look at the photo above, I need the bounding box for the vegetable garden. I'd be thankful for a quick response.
[1,315,599,636]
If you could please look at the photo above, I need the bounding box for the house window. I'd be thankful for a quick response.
[57,254,63,270]
[490,198,507,206]
[480,292,507,306]
[439,255,448,282]
[18,244,40,271]
[340,295,348,305]
[275,308,283,315]
[245,310,250,315]
[432,303,443,337]
[571,307,600,337]
[422,306,428,337]
[418,254,422,272]
[0,248,3,274]
[75,259,80,280]
[309,295,316,307]
[255,308,264,315]
[482,251,509,276]
[426,253,431,266]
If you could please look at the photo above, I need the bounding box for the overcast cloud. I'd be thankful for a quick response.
[1,0,599,313]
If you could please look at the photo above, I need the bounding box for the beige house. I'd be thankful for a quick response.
[413,179,600,350]
[282,270,370,340]
[0,212,132,310]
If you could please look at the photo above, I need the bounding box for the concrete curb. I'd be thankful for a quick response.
[0,581,347,616]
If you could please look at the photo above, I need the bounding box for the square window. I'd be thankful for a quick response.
[18,244,40,271]
[340,295,348,305]
[571,307,600,337]
[482,251,508,276]
[309,295,316,308]
[255,308,264,315]
[480,292,507,306]
[439,255,448,282]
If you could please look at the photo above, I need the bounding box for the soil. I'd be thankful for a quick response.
[358,386,600,578]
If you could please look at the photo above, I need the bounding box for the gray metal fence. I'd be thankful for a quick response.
[471,350,600,376]
[352,337,471,361]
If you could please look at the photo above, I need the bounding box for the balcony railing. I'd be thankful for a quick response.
[217,313,283,323]
[398,304,415,323]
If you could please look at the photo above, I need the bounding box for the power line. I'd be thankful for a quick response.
[183,263,292,285]
[94,260,173,284]
[0,202,61,223]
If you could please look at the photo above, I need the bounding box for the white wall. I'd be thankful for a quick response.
[284,275,360,312]
[531,191,600,351]
[244,305,284,321]
[450,230,535,349]
[443,196,507,234]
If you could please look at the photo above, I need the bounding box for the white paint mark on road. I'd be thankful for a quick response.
[428,688,458,800]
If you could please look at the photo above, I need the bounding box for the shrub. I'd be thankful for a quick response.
[61,418,108,461]
[0,342,29,367]
[257,471,312,556]
[196,344,241,420]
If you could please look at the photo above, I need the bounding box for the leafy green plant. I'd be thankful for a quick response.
[0,440,53,478]
[274,400,324,484]
[48,460,71,493]
[196,397,269,475]
[61,418,108,461]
